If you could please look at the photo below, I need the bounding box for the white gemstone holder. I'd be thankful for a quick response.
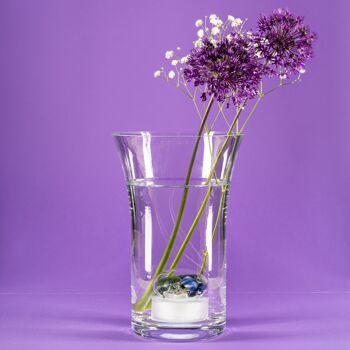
[151,296,209,323]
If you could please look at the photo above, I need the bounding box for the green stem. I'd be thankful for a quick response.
[168,186,213,274]
[204,101,246,184]
[133,96,215,312]
[200,250,209,275]
[166,107,244,276]
[198,136,239,274]
[239,96,263,133]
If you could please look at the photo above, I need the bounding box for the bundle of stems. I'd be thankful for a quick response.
[133,83,268,312]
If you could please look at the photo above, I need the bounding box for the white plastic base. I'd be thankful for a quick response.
[151,296,208,323]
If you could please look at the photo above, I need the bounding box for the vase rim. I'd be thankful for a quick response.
[112,131,243,138]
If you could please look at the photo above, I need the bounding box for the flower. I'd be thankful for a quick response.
[254,8,316,75]
[180,55,190,64]
[211,27,220,36]
[228,16,243,27]
[168,70,176,79]
[171,60,178,66]
[197,29,204,38]
[154,70,161,78]
[210,16,223,27]
[195,19,203,27]
[184,33,265,105]
[194,39,203,48]
[165,50,174,59]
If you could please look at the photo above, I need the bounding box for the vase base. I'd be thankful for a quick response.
[132,319,225,342]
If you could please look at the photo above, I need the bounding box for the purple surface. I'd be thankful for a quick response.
[0,0,349,347]
[1,292,350,349]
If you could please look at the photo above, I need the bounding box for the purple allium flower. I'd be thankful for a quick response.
[254,8,316,75]
[183,33,265,106]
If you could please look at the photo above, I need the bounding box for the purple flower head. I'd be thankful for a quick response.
[254,8,317,75]
[184,33,265,106]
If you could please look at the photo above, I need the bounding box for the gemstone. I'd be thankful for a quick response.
[154,273,207,298]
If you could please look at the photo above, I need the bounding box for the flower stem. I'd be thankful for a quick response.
[239,96,263,133]
[198,136,239,274]
[133,96,215,312]
[168,186,214,275]
[166,111,243,277]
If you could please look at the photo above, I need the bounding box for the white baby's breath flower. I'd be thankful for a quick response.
[209,14,217,20]
[168,70,176,79]
[154,70,161,78]
[216,19,223,27]
[299,68,306,74]
[280,73,287,80]
[180,55,190,64]
[226,33,233,42]
[197,29,204,38]
[209,16,223,27]
[209,38,217,47]
[231,17,243,27]
[165,50,174,59]
[211,27,220,36]
[227,15,235,22]
[246,31,253,39]
[195,19,203,27]
[171,59,178,66]
[194,39,203,48]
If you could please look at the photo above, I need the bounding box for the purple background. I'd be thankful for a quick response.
[0,0,350,348]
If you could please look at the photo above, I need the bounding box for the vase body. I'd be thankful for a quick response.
[114,132,241,341]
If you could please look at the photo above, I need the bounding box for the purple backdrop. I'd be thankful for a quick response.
[0,0,349,297]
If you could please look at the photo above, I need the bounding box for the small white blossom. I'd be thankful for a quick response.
[231,17,243,27]
[177,46,181,50]
[180,55,190,64]
[227,15,235,22]
[197,29,204,38]
[280,73,287,80]
[209,38,217,46]
[210,17,223,27]
[194,39,203,48]
[154,70,161,78]
[299,68,306,74]
[195,19,203,27]
[209,14,217,20]
[171,59,178,66]
[216,19,223,27]
[226,33,233,42]
[211,27,220,36]
[168,70,176,79]
[165,50,174,59]
[255,51,262,58]
[260,37,269,44]
[246,31,253,39]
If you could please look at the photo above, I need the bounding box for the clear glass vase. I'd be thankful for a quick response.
[114,132,242,341]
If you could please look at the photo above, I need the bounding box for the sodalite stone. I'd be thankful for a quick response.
[154,274,207,298]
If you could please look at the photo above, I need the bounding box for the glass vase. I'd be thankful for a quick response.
[114,131,242,341]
